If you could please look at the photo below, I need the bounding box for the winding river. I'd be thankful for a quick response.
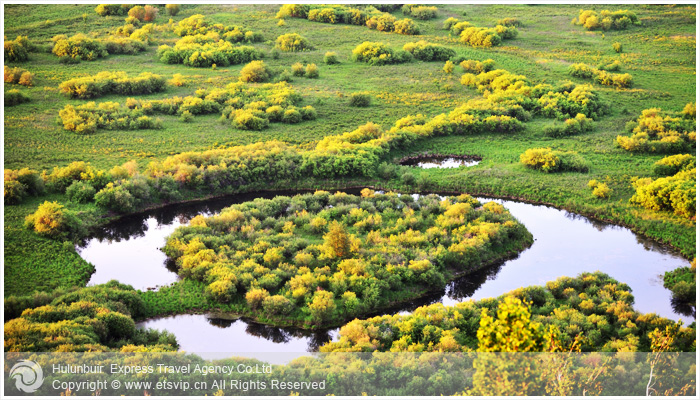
[77,190,693,355]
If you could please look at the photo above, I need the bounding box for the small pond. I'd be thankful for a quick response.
[77,190,693,355]
[399,155,481,169]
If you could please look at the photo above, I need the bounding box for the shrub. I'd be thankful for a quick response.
[143,5,158,22]
[169,73,186,87]
[575,9,639,31]
[630,168,695,218]
[653,154,695,176]
[157,39,261,67]
[4,36,30,62]
[179,110,194,123]
[282,108,302,124]
[52,33,107,60]
[239,60,270,83]
[459,59,495,73]
[262,295,294,315]
[402,5,438,20]
[351,41,411,65]
[127,6,146,21]
[394,18,420,35]
[612,42,623,53]
[233,110,269,131]
[300,105,317,120]
[366,14,397,32]
[59,71,166,99]
[4,66,33,86]
[460,26,503,48]
[59,102,163,134]
[4,168,44,204]
[308,290,336,322]
[443,60,454,74]
[65,181,97,203]
[165,4,180,16]
[590,182,612,198]
[305,63,319,78]
[401,172,416,185]
[403,40,456,61]
[616,108,695,153]
[95,4,130,16]
[497,17,522,27]
[291,62,305,76]
[276,4,310,19]
[4,89,30,106]
[24,201,82,238]
[520,148,588,173]
[349,93,371,107]
[276,33,311,52]
[59,55,81,64]
[441,18,459,31]
[245,288,269,310]
[682,102,695,118]
[324,51,339,65]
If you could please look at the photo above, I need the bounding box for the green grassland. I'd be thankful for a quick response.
[4,1,695,306]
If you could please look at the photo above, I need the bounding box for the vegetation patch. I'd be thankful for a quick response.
[568,63,633,89]
[59,71,166,99]
[630,167,695,219]
[520,148,589,173]
[278,4,420,36]
[446,19,518,48]
[163,190,532,327]
[321,271,695,352]
[616,105,696,153]
[351,41,413,65]
[574,9,640,31]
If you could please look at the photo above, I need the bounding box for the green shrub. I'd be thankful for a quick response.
[263,295,294,315]
[95,4,131,16]
[497,17,522,27]
[653,154,696,176]
[300,105,317,120]
[59,102,163,134]
[179,110,194,123]
[165,4,179,16]
[304,63,319,78]
[459,59,495,73]
[59,71,166,99]
[52,33,107,60]
[276,33,311,51]
[4,89,30,106]
[24,201,84,238]
[443,17,460,30]
[233,110,269,131]
[291,62,305,76]
[394,18,420,35]
[4,168,45,204]
[616,107,695,153]
[575,9,639,31]
[403,40,456,61]
[443,60,454,74]
[4,36,32,62]
[351,41,412,65]
[157,38,261,67]
[520,148,588,173]
[460,26,503,47]
[402,5,438,20]
[282,108,302,124]
[239,60,270,83]
[401,172,416,185]
[630,168,695,218]
[349,93,371,107]
[324,51,339,65]
[612,42,623,53]
[66,181,97,203]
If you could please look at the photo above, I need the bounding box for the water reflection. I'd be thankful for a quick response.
[137,314,338,356]
[80,190,693,354]
[399,155,481,169]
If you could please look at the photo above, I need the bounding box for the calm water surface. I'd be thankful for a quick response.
[400,156,480,169]
[77,191,693,354]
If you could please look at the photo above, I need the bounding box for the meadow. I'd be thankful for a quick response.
[3,3,696,367]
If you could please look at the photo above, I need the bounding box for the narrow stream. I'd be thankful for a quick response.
[77,190,693,355]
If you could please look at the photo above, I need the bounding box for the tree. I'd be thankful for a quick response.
[308,290,336,322]
[323,221,351,259]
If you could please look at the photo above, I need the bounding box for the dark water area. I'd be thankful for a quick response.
[77,190,693,355]
[399,155,480,168]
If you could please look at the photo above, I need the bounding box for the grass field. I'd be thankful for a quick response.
[4,1,695,305]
